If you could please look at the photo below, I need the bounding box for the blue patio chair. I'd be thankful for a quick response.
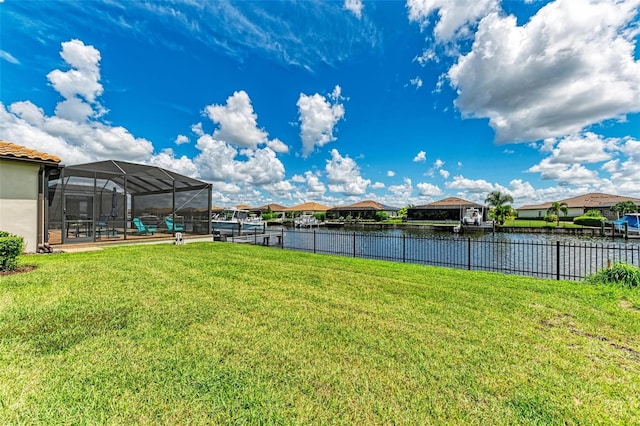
[165,216,184,232]
[133,217,156,235]
[97,215,110,239]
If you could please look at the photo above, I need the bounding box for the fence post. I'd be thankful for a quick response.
[467,238,471,270]
[313,229,316,254]
[353,232,356,257]
[281,228,284,249]
[556,240,560,280]
[402,234,406,263]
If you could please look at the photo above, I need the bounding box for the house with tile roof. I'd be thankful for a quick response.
[286,202,331,213]
[0,141,62,252]
[327,200,399,220]
[407,197,488,222]
[517,193,640,219]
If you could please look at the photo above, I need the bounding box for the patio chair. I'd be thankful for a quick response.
[65,214,78,238]
[97,215,109,239]
[165,216,184,232]
[133,217,156,235]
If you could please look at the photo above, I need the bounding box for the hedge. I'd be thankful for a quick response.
[573,215,607,227]
[0,231,24,272]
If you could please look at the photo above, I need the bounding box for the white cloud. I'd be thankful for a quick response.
[371,182,385,189]
[543,132,613,164]
[175,134,189,145]
[414,48,437,65]
[47,39,103,108]
[263,180,296,197]
[297,85,346,157]
[416,182,443,196]
[445,175,495,193]
[303,171,327,194]
[267,138,289,154]
[599,136,640,193]
[191,122,204,137]
[439,169,450,179]
[527,159,599,185]
[602,159,620,174]
[291,174,306,183]
[413,150,426,162]
[387,170,396,177]
[325,149,370,195]
[407,0,499,43]
[409,76,423,89]
[0,38,296,206]
[448,0,640,143]
[205,90,268,149]
[344,0,363,18]
[389,178,414,197]
[1,100,154,165]
[194,135,285,186]
[149,148,199,177]
[0,50,19,64]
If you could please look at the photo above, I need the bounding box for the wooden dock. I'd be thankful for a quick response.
[219,230,283,246]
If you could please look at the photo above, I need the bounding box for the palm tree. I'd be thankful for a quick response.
[547,201,568,226]
[485,191,514,225]
[611,201,638,217]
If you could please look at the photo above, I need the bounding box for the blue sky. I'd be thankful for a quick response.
[1,0,639,208]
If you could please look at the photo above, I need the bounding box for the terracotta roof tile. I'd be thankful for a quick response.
[0,141,61,163]
[415,197,484,208]
[254,203,288,211]
[286,202,331,211]
[518,193,640,210]
[329,199,398,211]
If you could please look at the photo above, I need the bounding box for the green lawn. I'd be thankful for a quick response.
[503,219,586,228]
[1,243,639,424]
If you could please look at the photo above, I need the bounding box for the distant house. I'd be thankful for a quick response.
[408,197,487,222]
[286,202,331,213]
[327,200,399,220]
[252,203,288,214]
[0,141,61,252]
[517,193,640,220]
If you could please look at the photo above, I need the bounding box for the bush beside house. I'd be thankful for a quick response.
[0,231,24,272]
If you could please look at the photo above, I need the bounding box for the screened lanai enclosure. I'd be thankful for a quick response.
[47,160,212,244]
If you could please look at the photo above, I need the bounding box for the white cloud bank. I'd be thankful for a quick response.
[407,0,499,43]
[447,0,640,143]
[0,39,153,164]
[0,39,289,205]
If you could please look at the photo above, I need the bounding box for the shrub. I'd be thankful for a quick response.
[586,262,640,289]
[586,209,602,217]
[543,214,557,223]
[0,231,24,272]
[375,211,389,222]
[573,215,607,227]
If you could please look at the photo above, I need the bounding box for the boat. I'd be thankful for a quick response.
[461,208,482,226]
[612,213,640,235]
[294,213,320,228]
[211,209,266,233]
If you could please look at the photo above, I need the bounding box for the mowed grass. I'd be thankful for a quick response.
[1,243,639,425]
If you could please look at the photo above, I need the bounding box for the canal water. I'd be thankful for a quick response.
[273,226,640,280]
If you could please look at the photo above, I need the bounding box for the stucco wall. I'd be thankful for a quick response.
[0,160,40,252]
[518,207,585,219]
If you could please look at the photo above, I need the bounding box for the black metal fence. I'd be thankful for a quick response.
[274,229,640,280]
